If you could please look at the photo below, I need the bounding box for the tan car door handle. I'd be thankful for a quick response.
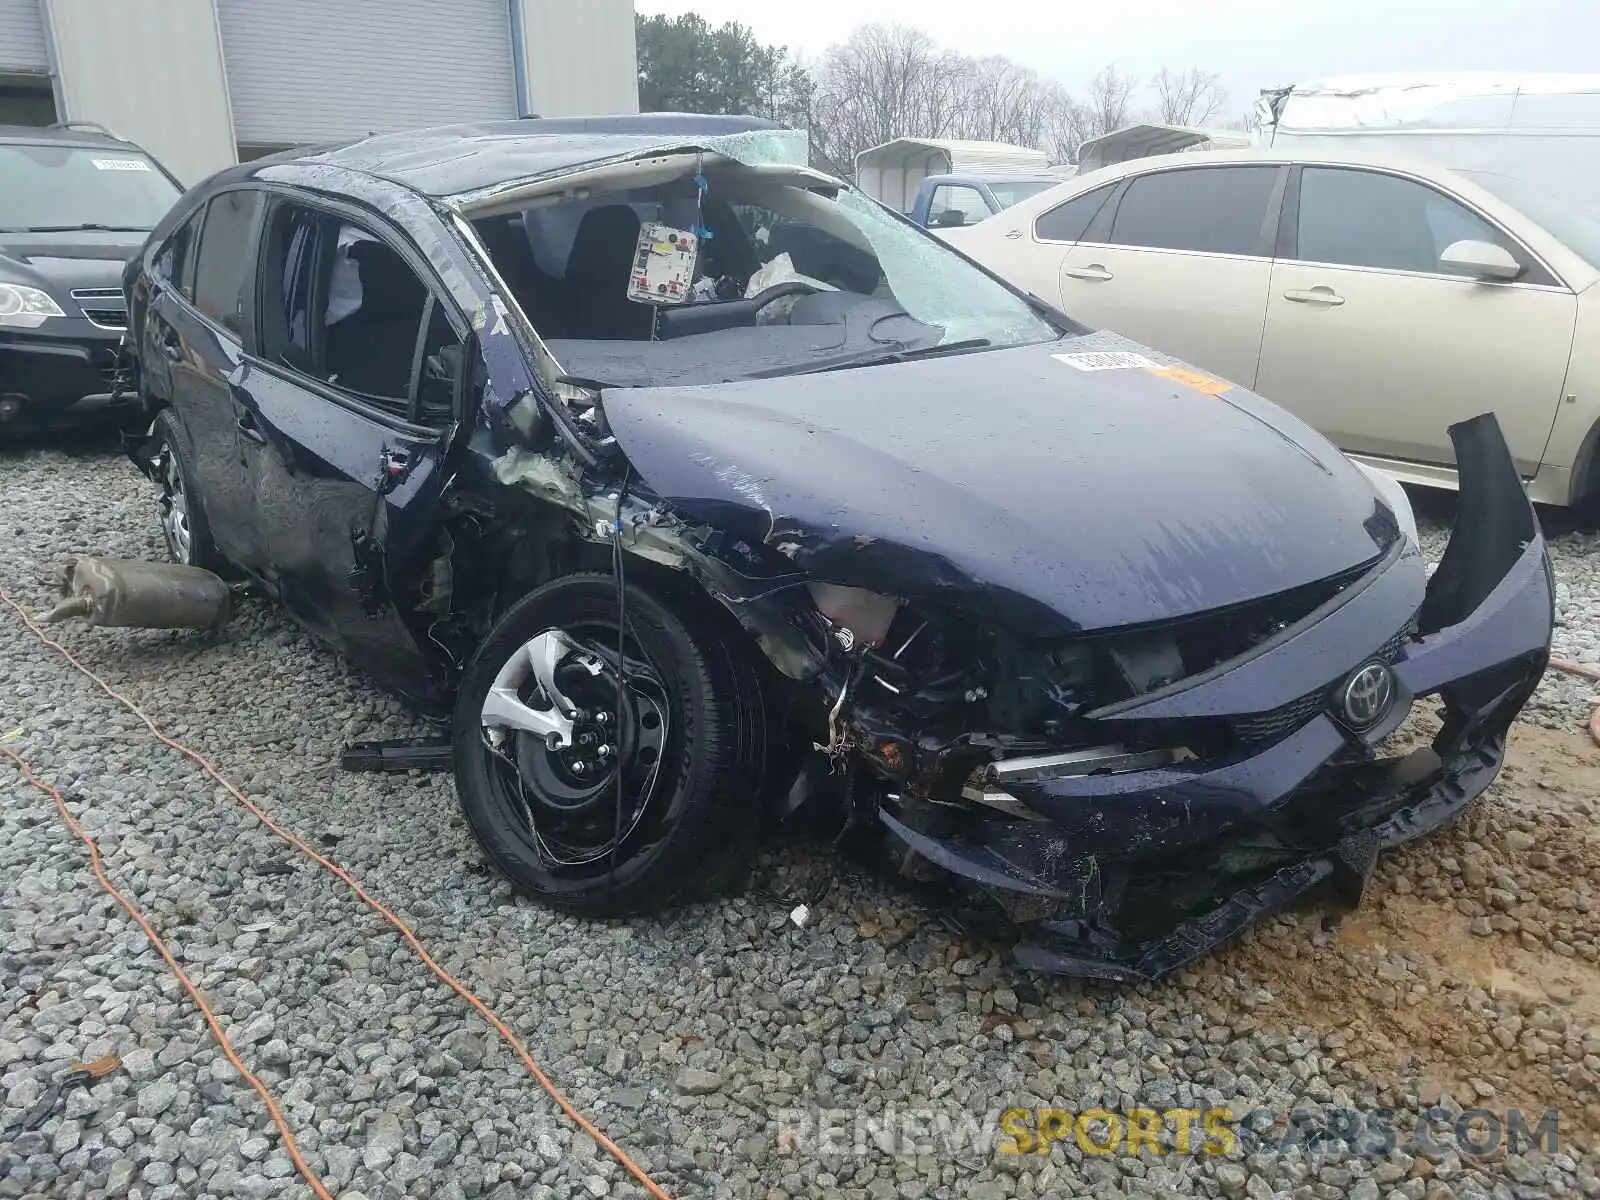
[1283,286,1345,307]
[1063,264,1114,281]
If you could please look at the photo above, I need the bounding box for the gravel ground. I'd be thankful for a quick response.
[1,442,1598,1200]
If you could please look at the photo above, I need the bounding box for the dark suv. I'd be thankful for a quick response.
[0,122,182,432]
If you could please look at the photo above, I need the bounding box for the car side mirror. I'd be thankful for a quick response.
[1439,239,1525,282]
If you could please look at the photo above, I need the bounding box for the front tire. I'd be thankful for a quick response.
[452,573,766,916]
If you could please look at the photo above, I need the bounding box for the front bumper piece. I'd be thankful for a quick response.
[878,415,1554,982]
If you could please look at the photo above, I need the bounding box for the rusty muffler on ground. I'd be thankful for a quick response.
[43,556,232,630]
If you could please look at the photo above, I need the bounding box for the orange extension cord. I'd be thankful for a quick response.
[0,744,338,1200]
[0,587,673,1200]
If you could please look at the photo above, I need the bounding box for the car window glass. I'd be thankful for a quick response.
[477,190,890,338]
[258,204,321,373]
[257,204,462,425]
[192,190,263,336]
[155,210,202,300]
[987,180,1052,209]
[928,185,988,228]
[1296,168,1508,276]
[1036,183,1117,242]
[0,143,181,232]
[1109,167,1278,255]
[473,156,1056,376]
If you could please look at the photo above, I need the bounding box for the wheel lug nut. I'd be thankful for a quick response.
[598,745,612,759]
[573,761,587,774]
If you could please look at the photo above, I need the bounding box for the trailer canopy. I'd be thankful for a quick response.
[854,137,1049,212]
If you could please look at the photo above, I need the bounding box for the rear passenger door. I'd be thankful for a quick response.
[960,181,1118,301]
[1057,165,1285,385]
[235,194,471,701]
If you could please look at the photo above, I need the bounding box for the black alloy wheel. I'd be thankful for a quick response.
[452,573,767,916]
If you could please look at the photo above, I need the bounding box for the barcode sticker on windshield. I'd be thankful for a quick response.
[1053,351,1159,371]
[92,158,150,171]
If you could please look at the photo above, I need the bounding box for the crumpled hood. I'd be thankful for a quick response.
[602,334,1399,635]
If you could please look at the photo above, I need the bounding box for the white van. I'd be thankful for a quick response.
[1256,73,1600,206]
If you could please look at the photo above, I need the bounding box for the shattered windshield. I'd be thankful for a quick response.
[465,152,1059,389]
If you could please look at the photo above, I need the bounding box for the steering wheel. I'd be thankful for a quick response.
[748,280,822,312]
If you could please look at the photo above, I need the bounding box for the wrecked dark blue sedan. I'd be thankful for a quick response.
[120,115,1552,981]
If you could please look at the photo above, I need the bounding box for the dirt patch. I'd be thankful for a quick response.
[1195,721,1600,1144]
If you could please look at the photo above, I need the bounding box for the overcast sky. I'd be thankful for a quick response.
[636,0,1590,121]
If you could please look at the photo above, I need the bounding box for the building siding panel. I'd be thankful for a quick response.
[218,0,517,147]
[0,0,48,73]
[520,0,637,118]
[43,0,237,184]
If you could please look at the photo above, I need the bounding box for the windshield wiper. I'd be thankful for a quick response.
[20,223,152,233]
[808,337,994,373]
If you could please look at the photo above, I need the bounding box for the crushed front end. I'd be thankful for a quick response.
[819,416,1551,981]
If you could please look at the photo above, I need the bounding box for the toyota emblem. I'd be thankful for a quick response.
[1340,661,1395,728]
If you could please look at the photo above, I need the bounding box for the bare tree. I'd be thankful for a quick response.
[951,56,1055,147]
[1083,65,1139,138]
[1152,67,1227,126]
[1040,89,1094,164]
[809,24,958,170]
[801,24,1231,172]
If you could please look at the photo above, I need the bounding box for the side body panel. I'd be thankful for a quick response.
[1058,243,1272,387]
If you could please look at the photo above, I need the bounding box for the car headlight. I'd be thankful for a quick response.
[0,283,67,329]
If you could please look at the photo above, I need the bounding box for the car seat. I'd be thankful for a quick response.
[325,242,425,401]
[563,204,654,340]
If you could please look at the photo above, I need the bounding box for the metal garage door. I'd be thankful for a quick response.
[0,0,48,72]
[217,0,517,148]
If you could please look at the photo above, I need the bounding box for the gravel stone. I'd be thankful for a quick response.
[0,442,1593,1200]
[363,1111,404,1169]
[674,1067,724,1095]
[135,1078,178,1118]
[1216,1163,1250,1196]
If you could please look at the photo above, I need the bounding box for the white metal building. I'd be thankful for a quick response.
[0,0,638,184]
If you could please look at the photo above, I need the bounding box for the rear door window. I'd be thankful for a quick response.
[191,190,263,336]
[257,204,321,373]
[1035,183,1117,243]
[1108,166,1279,256]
